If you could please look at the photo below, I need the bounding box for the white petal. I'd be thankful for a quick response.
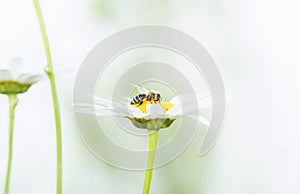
[75,106,114,116]
[184,114,210,126]
[165,111,209,126]
[168,93,212,115]
[146,104,164,115]
[17,74,44,83]
[169,93,197,105]
[170,93,211,108]
[169,95,180,105]
[146,104,164,118]
[197,93,212,109]
[94,96,143,117]
[0,70,13,80]
[167,93,211,125]
[93,96,128,109]
[7,57,23,78]
[131,107,145,118]
[167,103,182,115]
[74,95,139,118]
[73,103,130,117]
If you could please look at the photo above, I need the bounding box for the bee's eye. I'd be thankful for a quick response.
[157,94,161,99]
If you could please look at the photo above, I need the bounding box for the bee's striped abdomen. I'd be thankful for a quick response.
[131,93,147,105]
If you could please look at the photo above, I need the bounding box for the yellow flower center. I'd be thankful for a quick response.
[131,99,174,113]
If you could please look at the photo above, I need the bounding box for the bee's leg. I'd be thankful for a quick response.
[139,101,143,105]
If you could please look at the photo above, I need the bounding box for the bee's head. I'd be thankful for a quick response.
[155,93,161,101]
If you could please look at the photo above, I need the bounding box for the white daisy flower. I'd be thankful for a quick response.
[0,57,44,94]
[74,85,211,130]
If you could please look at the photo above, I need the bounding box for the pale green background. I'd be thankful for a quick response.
[0,0,300,194]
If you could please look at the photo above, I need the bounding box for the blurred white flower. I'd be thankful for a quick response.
[0,57,43,94]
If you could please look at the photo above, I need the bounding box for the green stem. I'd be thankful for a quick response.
[4,94,18,194]
[142,130,159,194]
[32,1,63,194]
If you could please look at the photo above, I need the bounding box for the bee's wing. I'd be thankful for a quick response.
[131,84,151,94]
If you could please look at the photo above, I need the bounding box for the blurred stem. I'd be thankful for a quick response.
[142,130,159,194]
[33,1,63,194]
[4,94,18,194]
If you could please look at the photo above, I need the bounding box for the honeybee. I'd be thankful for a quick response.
[130,85,162,106]
[131,93,147,105]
